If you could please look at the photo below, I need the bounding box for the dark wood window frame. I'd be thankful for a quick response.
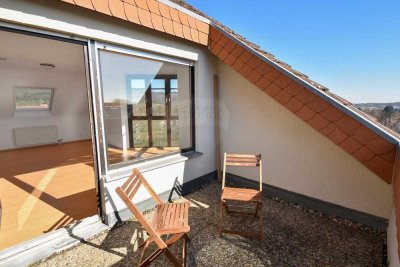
[126,67,195,154]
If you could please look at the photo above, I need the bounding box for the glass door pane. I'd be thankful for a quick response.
[151,79,166,116]
[152,120,167,147]
[132,120,149,147]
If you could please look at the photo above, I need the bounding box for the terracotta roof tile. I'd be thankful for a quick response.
[178,11,189,26]
[210,42,223,56]
[381,148,397,163]
[340,137,363,154]
[238,64,253,78]
[158,2,171,19]
[328,127,348,145]
[74,0,94,9]
[367,136,397,155]
[352,146,375,163]
[352,125,379,145]
[334,114,361,135]
[274,74,293,89]
[109,0,127,19]
[364,156,393,183]
[169,8,180,23]
[187,16,197,29]
[264,67,282,82]
[181,25,192,40]
[231,59,245,73]
[172,21,184,38]
[296,105,316,121]
[295,89,317,104]
[224,54,237,66]
[137,8,153,28]
[198,32,208,45]
[150,12,164,32]
[124,3,140,24]
[308,114,330,131]
[264,83,281,97]
[285,82,303,96]
[196,20,209,34]
[247,70,262,84]
[319,123,336,136]
[91,0,111,14]
[146,0,160,15]
[274,89,292,105]
[135,0,148,10]
[320,105,344,122]
[190,27,199,43]
[162,17,175,35]
[284,97,304,113]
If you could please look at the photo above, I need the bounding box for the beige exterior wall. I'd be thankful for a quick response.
[388,207,400,266]
[218,61,393,218]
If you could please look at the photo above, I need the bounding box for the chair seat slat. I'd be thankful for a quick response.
[226,162,259,167]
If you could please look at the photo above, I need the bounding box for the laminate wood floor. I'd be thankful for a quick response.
[0,141,97,250]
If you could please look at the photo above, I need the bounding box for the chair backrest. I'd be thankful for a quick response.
[222,153,263,191]
[115,168,167,249]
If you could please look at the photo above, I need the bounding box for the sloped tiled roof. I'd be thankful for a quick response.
[60,0,209,45]
[59,0,399,183]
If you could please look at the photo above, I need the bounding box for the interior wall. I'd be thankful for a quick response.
[218,61,393,219]
[0,66,90,150]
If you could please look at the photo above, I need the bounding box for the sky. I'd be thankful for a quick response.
[186,0,400,103]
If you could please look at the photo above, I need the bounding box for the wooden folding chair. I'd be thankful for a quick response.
[116,168,190,267]
[219,153,263,240]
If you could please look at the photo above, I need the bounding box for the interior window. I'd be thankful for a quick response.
[14,87,54,111]
[98,49,194,167]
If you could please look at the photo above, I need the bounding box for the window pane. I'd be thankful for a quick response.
[99,49,192,167]
[171,88,178,117]
[151,79,165,116]
[130,79,147,116]
[151,79,164,88]
[132,120,148,147]
[171,120,179,147]
[152,120,167,147]
[15,87,53,110]
[170,79,178,89]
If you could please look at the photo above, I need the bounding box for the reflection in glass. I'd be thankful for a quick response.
[98,49,193,166]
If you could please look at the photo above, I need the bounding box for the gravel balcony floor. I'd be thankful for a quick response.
[34,182,385,267]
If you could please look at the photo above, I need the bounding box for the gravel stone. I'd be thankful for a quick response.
[33,182,385,267]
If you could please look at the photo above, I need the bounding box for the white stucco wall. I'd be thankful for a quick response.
[218,61,393,219]
[388,207,400,266]
[0,0,217,216]
[0,67,90,150]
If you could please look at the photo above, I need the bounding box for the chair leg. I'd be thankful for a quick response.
[184,233,191,242]
[164,248,181,267]
[254,202,260,217]
[182,233,187,267]
[259,202,263,240]
[219,201,224,236]
[139,247,163,267]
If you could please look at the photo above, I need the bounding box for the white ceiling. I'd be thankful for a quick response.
[0,30,85,74]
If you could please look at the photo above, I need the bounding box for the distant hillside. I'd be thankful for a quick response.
[354,102,400,135]
[354,102,400,109]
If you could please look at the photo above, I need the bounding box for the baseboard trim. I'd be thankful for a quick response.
[105,171,217,226]
[225,173,388,230]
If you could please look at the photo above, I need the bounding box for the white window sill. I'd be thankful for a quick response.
[104,151,203,183]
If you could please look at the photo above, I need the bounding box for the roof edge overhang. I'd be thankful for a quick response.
[159,0,210,24]
[210,22,400,147]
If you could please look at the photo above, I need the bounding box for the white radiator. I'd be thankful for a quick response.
[14,126,59,147]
